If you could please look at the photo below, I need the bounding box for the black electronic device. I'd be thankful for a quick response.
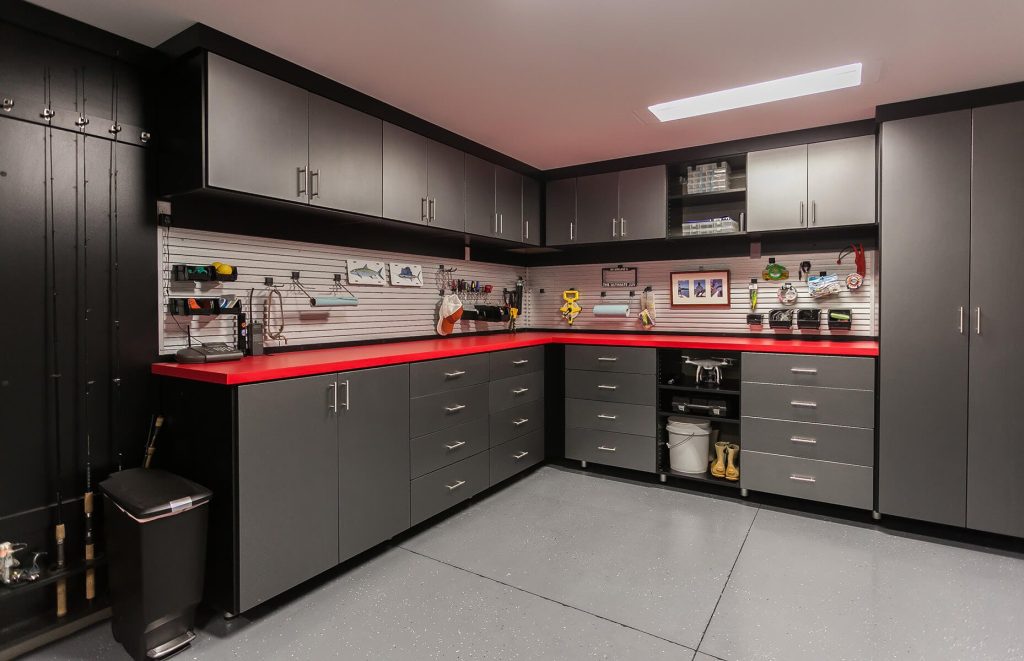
[175,343,244,364]
[249,321,265,356]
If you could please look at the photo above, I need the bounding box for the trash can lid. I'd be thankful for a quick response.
[100,468,212,521]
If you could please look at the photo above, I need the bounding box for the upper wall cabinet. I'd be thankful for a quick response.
[466,156,535,242]
[547,165,666,245]
[522,177,541,246]
[545,178,577,246]
[381,122,466,232]
[308,94,383,217]
[747,135,875,232]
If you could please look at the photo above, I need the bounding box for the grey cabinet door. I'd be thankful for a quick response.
[545,178,577,246]
[237,374,339,611]
[746,144,808,231]
[967,101,1024,538]
[617,166,666,241]
[878,110,971,527]
[206,54,309,203]
[426,139,465,232]
[495,165,523,240]
[575,171,619,242]
[382,122,428,224]
[465,154,496,237]
[337,365,411,561]
[307,94,383,217]
[807,135,876,228]
[522,177,541,245]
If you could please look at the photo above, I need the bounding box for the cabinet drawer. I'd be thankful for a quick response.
[742,416,874,466]
[565,398,656,436]
[410,384,489,436]
[490,399,544,446]
[565,345,656,374]
[740,450,873,510]
[410,353,490,397]
[742,352,875,391]
[410,416,489,479]
[565,428,657,473]
[741,382,875,429]
[489,346,544,381]
[564,369,655,405]
[411,451,490,526]
[489,371,545,413]
[489,430,545,485]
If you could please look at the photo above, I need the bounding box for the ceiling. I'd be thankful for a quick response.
[29,0,1024,170]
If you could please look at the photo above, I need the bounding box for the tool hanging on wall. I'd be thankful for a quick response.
[560,289,581,325]
[262,278,288,344]
[837,244,866,290]
[798,261,812,281]
[638,287,656,329]
[777,282,798,305]
[108,68,124,473]
[291,272,359,307]
[504,276,524,330]
[748,279,758,311]
[142,415,164,469]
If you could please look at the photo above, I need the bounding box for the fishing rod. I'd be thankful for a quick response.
[43,67,68,618]
[108,70,122,472]
[79,69,96,603]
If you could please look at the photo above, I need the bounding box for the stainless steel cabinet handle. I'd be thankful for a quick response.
[597,414,618,420]
[789,474,816,483]
[446,480,466,491]
[311,169,320,198]
[569,220,575,241]
[342,380,350,411]
[512,387,529,395]
[811,200,816,225]
[328,382,338,413]
[512,418,529,426]
[512,359,530,366]
[611,218,617,237]
[597,356,618,362]
[429,197,436,222]
[799,201,805,225]
[444,404,466,413]
[524,219,529,240]
[790,401,818,409]
[959,306,965,334]
[445,441,466,451]
[790,367,818,374]
[790,436,817,445]
[513,451,529,460]
[297,166,307,196]
[494,212,499,233]
[976,307,981,335]
[499,213,503,233]
[597,384,618,390]
[444,370,466,378]
[422,197,428,222]
[597,445,617,452]
[620,218,627,236]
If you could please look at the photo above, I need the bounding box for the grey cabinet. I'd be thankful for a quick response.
[237,374,339,611]
[495,165,523,240]
[545,178,577,246]
[426,139,465,231]
[308,94,383,217]
[617,165,667,240]
[465,154,496,237]
[576,172,619,241]
[206,53,309,203]
[967,101,1024,538]
[879,110,971,527]
[522,177,541,245]
[748,136,876,232]
[383,122,429,224]
[337,365,410,561]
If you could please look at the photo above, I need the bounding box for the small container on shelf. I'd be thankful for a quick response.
[747,313,764,326]
[828,309,853,330]
[797,308,822,330]
[168,297,241,316]
[769,308,794,330]
[671,396,729,418]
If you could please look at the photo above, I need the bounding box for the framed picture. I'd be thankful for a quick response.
[670,270,730,307]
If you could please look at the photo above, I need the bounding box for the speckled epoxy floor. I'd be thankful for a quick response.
[23,465,1024,661]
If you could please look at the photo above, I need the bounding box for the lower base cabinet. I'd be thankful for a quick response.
[411,451,490,525]
[565,428,656,473]
[490,430,545,484]
[740,450,873,510]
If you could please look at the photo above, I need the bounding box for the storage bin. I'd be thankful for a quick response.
[666,417,712,474]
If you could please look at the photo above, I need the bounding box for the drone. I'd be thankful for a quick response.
[681,356,734,387]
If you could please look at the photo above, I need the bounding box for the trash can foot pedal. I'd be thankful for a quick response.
[147,630,195,659]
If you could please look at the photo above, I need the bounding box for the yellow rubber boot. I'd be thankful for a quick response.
[711,442,728,478]
[726,444,740,481]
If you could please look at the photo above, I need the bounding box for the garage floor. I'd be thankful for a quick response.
[24,465,1024,660]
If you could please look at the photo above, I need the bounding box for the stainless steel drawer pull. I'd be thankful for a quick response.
[512,359,530,365]
[597,446,617,452]
[444,404,467,413]
[597,414,618,420]
[446,480,466,491]
[444,441,466,451]
[444,370,466,378]
[597,384,618,390]
[513,451,529,460]
[790,436,817,444]
[597,356,618,362]
[790,367,818,374]
[512,387,530,395]
[789,474,817,484]
[512,418,530,426]
[790,401,818,408]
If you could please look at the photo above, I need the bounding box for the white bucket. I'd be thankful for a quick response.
[666,417,712,474]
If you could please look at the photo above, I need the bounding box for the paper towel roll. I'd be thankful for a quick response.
[592,304,630,317]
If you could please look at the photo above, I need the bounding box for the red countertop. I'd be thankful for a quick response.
[152,332,879,385]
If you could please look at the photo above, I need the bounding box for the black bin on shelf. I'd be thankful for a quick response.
[100,468,212,661]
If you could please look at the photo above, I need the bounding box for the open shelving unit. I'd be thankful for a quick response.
[666,154,747,240]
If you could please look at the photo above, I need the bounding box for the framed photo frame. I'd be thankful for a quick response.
[670,270,731,307]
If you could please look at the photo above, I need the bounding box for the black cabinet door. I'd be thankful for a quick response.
[878,110,971,527]
[236,374,339,611]
[337,365,411,560]
[206,53,309,203]
[382,122,428,224]
[617,165,666,241]
[308,94,382,217]
[967,101,1024,538]
[575,171,619,243]
[545,178,576,246]
[426,139,465,232]
[522,177,541,246]
[465,153,496,237]
[495,165,522,241]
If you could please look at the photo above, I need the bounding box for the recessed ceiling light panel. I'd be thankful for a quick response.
[649,63,862,122]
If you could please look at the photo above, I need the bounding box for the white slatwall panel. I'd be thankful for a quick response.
[159,227,526,352]
[526,250,877,336]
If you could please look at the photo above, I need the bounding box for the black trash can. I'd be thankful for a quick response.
[100,468,212,661]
